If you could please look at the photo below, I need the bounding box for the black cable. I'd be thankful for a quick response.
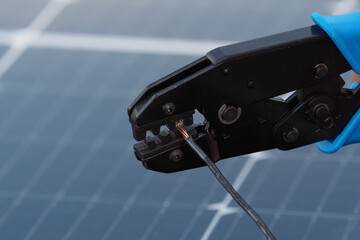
[185,137,276,240]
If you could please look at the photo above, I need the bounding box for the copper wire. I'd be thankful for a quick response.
[176,122,189,139]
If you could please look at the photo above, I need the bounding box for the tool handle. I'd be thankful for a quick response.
[317,83,360,153]
[312,11,360,73]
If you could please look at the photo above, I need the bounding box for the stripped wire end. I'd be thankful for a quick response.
[176,121,190,139]
[176,120,276,240]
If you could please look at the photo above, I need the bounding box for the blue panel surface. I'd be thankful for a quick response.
[0,1,48,29]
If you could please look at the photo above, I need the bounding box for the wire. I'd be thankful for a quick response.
[176,123,276,240]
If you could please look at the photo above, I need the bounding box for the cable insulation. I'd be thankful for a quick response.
[177,124,276,240]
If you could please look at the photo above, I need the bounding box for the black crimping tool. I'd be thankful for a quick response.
[128,11,360,174]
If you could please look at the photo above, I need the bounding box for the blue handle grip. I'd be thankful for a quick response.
[316,83,360,153]
[312,11,360,73]
[313,11,360,153]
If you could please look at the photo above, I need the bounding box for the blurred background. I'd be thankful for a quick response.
[0,0,358,239]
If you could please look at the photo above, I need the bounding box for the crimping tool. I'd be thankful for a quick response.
[128,11,360,173]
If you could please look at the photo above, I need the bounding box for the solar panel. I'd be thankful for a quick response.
[0,47,6,56]
[0,0,359,239]
[0,0,48,29]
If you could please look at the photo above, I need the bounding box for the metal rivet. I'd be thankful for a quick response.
[314,63,328,79]
[170,150,183,162]
[218,104,241,125]
[283,128,299,143]
[313,104,329,119]
[163,103,175,115]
